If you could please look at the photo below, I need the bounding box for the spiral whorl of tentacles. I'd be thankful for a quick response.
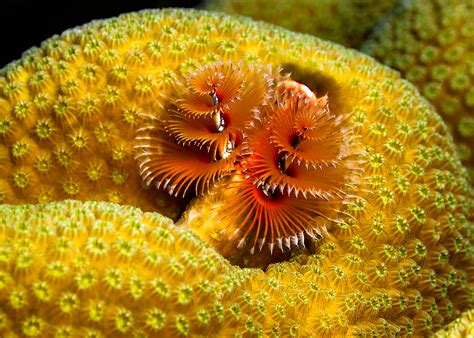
[135,61,359,254]
[135,62,274,196]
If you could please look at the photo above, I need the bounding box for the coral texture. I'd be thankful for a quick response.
[0,8,473,337]
[1,200,471,337]
[434,308,474,337]
[204,0,397,47]
[362,0,474,169]
[0,201,304,337]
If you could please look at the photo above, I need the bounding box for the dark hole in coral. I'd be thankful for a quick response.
[142,182,194,222]
[281,63,345,117]
[228,233,320,270]
[171,194,195,221]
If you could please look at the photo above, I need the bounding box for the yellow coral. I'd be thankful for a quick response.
[204,0,397,47]
[0,8,473,336]
[362,0,474,168]
[0,200,308,336]
[434,308,474,337]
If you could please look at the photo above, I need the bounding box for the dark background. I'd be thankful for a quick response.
[1,0,202,68]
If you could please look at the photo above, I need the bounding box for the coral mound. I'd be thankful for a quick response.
[204,0,397,47]
[362,0,474,168]
[0,201,302,337]
[0,8,472,336]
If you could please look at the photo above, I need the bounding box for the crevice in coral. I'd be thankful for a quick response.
[281,63,346,116]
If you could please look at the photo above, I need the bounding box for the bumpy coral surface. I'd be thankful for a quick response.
[1,200,472,337]
[434,308,474,337]
[362,0,474,168]
[204,0,397,47]
[0,201,307,337]
[0,8,473,337]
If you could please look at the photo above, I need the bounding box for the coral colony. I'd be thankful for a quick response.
[0,8,472,337]
[362,0,474,169]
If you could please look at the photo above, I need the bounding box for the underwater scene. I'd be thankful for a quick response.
[0,0,473,336]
